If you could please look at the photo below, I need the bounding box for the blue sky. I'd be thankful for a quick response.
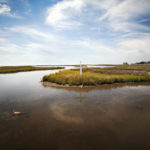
[0,0,150,65]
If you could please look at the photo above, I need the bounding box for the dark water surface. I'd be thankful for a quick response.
[0,70,150,150]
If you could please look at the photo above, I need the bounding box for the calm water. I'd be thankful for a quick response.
[0,70,150,150]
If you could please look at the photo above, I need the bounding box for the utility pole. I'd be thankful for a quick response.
[80,61,82,76]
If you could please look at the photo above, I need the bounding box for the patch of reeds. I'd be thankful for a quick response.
[72,68,148,76]
[42,70,150,86]
[0,66,64,73]
[106,65,150,71]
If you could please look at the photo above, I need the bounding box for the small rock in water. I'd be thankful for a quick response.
[12,110,22,116]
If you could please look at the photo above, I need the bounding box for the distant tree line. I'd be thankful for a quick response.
[136,61,150,64]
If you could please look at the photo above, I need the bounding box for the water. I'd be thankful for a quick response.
[87,65,115,68]
[33,65,78,69]
[0,70,150,150]
[34,65,114,69]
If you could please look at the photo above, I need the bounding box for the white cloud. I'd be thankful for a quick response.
[99,0,150,32]
[0,4,10,14]
[116,36,150,63]
[7,26,59,43]
[8,26,51,38]
[0,26,119,64]
[100,0,150,20]
[46,0,150,32]
[46,0,85,29]
[0,4,20,18]
[0,38,22,54]
[1,24,150,64]
[46,0,117,29]
[119,37,150,54]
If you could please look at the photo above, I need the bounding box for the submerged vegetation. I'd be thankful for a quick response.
[0,66,64,73]
[42,69,150,86]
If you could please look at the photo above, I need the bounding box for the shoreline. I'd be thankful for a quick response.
[42,81,150,88]
[0,66,64,74]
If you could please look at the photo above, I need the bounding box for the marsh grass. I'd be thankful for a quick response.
[43,70,150,86]
[72,68,148,76]
[0,66,64,73]
[107,65,150,71]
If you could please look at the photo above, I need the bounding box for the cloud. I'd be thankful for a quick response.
[45,0,119,29]
[0,4,10,14]
[0,26,118,64]
[1,24,150,65]
[119,36,150,54]
[46,0,85,29]
[0,38,22,54]
[8,26,54,39]
[46,0,150,33]
[99,0,150,21]
[0,3,20,18]
[99,0,150,32]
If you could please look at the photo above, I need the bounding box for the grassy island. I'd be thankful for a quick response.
[0,66,64,73]
[42,69,150,86]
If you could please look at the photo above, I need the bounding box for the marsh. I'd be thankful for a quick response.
[0,68,150,150]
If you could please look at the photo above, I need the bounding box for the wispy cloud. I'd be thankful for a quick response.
[0,37,22,54]
[98,0,150,32]
[46,0,150,32]
[0,3,21,18]
[7,26,55,39]
[1,25,149,65]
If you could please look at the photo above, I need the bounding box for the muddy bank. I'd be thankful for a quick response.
[42,81,150,91]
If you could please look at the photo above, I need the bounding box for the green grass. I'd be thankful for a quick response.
[42,70,150,86]
[0,66,64,73]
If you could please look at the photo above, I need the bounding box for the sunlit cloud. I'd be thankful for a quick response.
[46,0,84,29]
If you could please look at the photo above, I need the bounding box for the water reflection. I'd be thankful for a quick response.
[50,101,83,124]
[42,81,150,92]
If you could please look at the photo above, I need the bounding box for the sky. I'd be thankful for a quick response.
[0,0,150,65]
